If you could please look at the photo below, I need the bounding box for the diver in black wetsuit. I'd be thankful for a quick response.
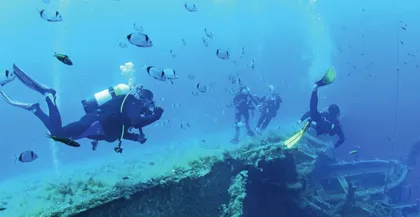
[231,86,259,144]
[0,64,164,152]
[299,85,345,147]
[255,85,282,134]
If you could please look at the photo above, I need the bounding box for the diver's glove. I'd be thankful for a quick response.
[154,107,164,119]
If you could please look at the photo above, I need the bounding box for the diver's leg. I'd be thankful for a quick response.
[261,116,272,130]
[45,96,62,130]
[12,64,56,96]
[53,114,96,138]
[243,111,254,136]
[0,90,40,111]
[231,111,241,143]
[256,113,264,128]
[0,90,55,131]
[309,87,322,122]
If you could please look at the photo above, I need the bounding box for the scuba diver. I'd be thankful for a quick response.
[231,86,259,144]
[0,64,164,153]
[255,85,282,134]
[284,67,345,148]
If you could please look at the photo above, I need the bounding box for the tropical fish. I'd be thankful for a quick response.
[15,150,38,163]
[54,52,73,65]
[162,68,178,84]
[146,66,165,81]
[204,28,213,38]
[202,37,209,47]
[216,49,230,60]
[184,3,197,12]
[196,83,207,93]
[47,134,81,147]
[39,9,62,22]
[349,150,359,155]
[127,32,152,47]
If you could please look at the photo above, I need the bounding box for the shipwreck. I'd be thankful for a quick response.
[1,128,419,217]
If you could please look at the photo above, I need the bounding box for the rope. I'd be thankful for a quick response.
[384,5,401,192]
[390,14,401,158]
[114,84,143,153]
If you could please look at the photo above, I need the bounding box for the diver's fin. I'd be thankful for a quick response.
[284,121,312,148]
[12,64,56,97]
[315,67,336,87]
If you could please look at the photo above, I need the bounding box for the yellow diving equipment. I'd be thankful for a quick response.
[315,67,336,87]
[284,120,312,148]
[82,83,130,114]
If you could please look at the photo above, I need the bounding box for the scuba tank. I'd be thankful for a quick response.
[81,84,130,114]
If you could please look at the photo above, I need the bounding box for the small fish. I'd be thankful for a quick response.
[118,41,127,48]
[240,47,245,58]
[0,207,5,211]
[54,52,73,65]
[127,32,153,47]
[146,66,165,81]
[184,3,198,12]
[15,150,38,163]
[202,37,209,47]
[180,122,191,129]
[162,68,178,84]
[172,103,181,108]
[122,177,130,180]
[401,26,407,30]
[349,150,359,155]
[216,49,230,59]
[169,49,176,58]
[133,23,143,32]
[182,39,186,46]
[196,83,207,93]
[43,0,51,4]
[202,140,206,143]
[188,74,195,80]
[248,58,255,69]
[39,9,62,22]
[204,28,213,38]
[47,134,81,147]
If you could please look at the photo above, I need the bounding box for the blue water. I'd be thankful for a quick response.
[1,0,420,215]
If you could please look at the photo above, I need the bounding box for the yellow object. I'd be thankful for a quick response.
[315,67,336,87]
[284,121,312,148]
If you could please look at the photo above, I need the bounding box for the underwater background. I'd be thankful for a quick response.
[1,0,420,216]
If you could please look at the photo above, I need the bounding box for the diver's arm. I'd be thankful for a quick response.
[136,108,164,127]
[300,111,310,122]
[275,96,282,110]
[334,125,345,148]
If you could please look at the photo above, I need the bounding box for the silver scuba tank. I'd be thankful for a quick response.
[81,83,130,114]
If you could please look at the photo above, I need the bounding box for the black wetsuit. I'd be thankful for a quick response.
[35,95,162,143]
[256,93,282,130]
[232,92,259,141]
[300,90,345,147]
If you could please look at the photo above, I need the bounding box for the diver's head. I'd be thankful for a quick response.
[240,86,250,94]
[268,84,275,93]
[137,88,153,100]
[328,104,340,117]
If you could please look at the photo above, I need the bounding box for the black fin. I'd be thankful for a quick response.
[55,11,59,17]
[127,34,132,40]
[145,34,149,42]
